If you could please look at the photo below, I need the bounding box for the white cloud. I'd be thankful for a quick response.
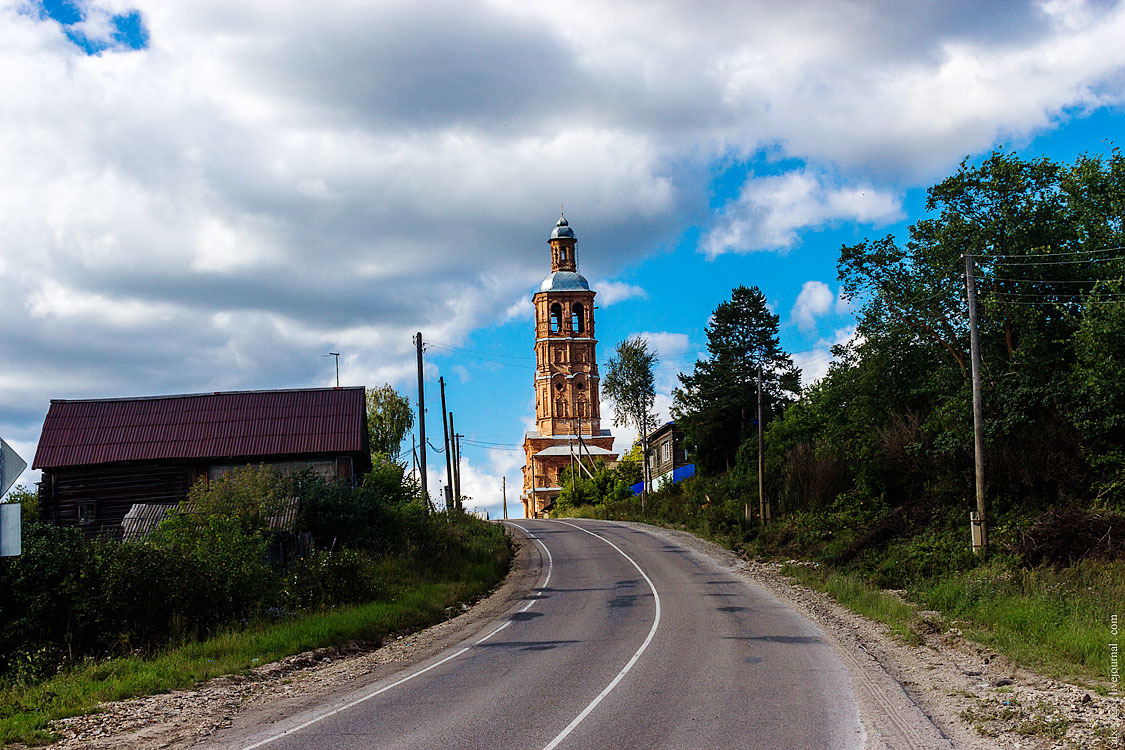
[791,280,835,328]
[595,280,647,306]
[792,325,859,385]
[704,171,903,256]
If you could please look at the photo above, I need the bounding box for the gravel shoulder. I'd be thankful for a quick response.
[624,521,1124,750]
[25,521,1124,749]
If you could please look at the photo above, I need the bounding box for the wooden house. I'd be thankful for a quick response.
[33,387,371,538]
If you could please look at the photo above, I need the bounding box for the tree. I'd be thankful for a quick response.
[366,384,414,463]
[673,285,799,474]
[835,150,1125,508]
[602,336,659,511]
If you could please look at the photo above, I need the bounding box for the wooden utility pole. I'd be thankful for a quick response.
[965,251,989,554]
[758,364,767,524]
[415,333,428,508]
[450,413,462,510]
[439,376,454,511]
[502,476,508,520]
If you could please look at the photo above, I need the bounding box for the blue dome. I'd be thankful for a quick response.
[550,215,576,240]
[539,271,590,292]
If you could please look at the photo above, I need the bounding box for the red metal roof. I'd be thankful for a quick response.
[33,387,368,469]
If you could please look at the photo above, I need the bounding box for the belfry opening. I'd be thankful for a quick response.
[521,215,618,518]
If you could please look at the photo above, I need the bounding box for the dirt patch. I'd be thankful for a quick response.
[27,530,539,750]
[626,522,1125,750]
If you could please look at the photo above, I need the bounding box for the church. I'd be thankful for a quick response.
[521,215,617,518]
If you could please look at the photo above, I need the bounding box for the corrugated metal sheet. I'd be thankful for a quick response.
[120,503,176,542]
[34,387,367,469]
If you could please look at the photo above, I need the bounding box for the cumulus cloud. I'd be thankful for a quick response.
[792,325,859,385]
[791,281,836,328]
[594,280,647,306]
[703,171,903,256]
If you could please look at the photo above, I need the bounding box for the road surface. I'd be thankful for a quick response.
[217,519,863,749]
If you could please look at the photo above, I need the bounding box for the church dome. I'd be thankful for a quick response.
[539,270,590,292]
[550,215,576,240]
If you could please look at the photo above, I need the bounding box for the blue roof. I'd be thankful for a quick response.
[539,271,590,292]
[550,215,576,240]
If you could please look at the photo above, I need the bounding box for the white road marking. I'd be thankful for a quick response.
[239,525,553,749]
[541,519,662,750]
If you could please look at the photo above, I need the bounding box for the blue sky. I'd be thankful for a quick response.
[2,0,1124,518]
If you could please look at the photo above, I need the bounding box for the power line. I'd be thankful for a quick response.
[974,245,1125,259]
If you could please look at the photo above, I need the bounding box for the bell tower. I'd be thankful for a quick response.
[522,215,617,517]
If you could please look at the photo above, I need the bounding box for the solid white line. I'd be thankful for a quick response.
[240,524,553,750]
[541,520,662,750]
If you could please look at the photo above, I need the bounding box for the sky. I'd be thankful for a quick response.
[2,0,1124,518]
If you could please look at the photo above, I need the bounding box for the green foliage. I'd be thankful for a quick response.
[183,465,292,533]
[673,285,799,474]
[553,460,636,511]
[2,485,37,517]
[297,461,424,555]
[366,383,414,462]
[602,336,658,438]
[0,461,509,695]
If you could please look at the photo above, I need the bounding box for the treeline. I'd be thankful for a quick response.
[0,464,508,684]
[568,150,1125,585]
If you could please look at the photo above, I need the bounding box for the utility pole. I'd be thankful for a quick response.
[414,334,428,508]
[439,376,453,511]
[411,433,417,484]
[502,475,508,520]
[758,364,767,523]
[965,251,989,555]
[450,412,462,510]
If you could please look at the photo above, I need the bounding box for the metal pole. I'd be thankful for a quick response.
[758,365,766,523]
[965,251,989,554]
[415,334,428,507]
[439,377,453,511]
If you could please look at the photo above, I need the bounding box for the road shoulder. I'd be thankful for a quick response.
[622,521,1123,750]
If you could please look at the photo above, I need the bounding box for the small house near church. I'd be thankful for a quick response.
[642,422,694,493]
[33,387,371,538]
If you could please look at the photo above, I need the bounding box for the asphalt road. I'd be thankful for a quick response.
[225,519,863,749]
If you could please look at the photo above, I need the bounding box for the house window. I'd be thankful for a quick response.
[571,303,585,333]
[550,303,562,333]
[78,502,96,525]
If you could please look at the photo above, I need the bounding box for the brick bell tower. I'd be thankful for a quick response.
[521,214,617,518]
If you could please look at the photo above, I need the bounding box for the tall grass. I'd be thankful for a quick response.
[919,560,1124,684]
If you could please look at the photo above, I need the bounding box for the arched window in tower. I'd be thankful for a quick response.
[556,399,567,417]
[571,303,585,333]
[560,247,568,262]
[577,399,586,417]
[550,302,562,333]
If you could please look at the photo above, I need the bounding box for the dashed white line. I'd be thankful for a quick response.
[239,524,553,749]
[541,519,662,750]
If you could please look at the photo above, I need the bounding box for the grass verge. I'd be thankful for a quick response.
[918,560,1122,687]
[0,555,509,745]
[779,563,924,646]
